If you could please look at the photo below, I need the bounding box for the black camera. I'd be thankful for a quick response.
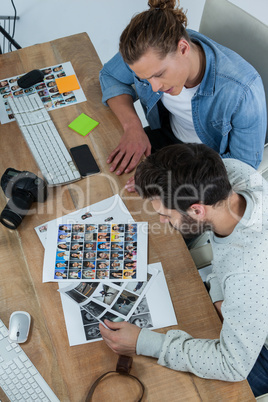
[0,168,48,230]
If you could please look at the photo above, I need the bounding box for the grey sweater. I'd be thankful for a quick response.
[136,159,268,381]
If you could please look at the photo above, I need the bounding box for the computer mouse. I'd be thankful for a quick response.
[8,311,31,343]
[17,69,45,89]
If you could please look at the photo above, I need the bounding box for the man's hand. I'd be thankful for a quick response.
[125,176,136,193]
[107,127,151,175]
[99,320,141,355]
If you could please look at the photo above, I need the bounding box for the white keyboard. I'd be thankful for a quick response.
[8,93,81,186]
[0,318,60,402]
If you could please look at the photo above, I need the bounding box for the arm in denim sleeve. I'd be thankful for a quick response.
[99,52,137,106]
[221,74,267,169]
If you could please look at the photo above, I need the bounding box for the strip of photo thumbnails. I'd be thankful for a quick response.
[0,61,86,124]
[58,268,157,343]
[55,222,139,281]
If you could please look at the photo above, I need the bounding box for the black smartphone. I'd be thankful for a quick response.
[70,144,100,177]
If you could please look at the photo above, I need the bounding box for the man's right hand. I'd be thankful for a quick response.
[107,126,151,175]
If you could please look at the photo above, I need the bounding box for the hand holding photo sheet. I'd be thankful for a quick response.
[58,263,178,345]
[41,195,148,282]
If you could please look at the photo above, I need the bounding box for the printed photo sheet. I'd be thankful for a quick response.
[40,195,148,282]
[0,61,86,124]
[35,194,135,247]
[58,263,178,345]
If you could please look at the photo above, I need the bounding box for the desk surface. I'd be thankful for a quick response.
[0,33,254,401]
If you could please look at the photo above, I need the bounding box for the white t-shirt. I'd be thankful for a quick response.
[162,84,201,143]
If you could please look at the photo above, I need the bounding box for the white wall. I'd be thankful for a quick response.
[1,0,205,64]
[1,0,267,64]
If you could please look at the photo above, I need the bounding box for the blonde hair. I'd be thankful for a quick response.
[120,0,188,64]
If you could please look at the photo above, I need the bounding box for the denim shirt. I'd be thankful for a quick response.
[99,29,267,168]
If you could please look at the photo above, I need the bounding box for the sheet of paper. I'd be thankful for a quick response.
[59,263,177,346]
[39,195,148,282]
[0,62,86,124]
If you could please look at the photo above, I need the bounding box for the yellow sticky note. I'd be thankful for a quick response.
[55,75,80,93]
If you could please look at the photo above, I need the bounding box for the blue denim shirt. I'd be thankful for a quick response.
[100,29,267,168]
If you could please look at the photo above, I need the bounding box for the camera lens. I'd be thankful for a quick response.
[0,192,34,230]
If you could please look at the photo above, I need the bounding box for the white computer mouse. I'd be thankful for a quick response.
[8,311,31,343]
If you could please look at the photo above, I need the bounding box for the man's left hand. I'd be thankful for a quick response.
[99,320,141,355]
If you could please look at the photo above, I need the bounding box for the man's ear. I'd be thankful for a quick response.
[187,204,206,220]
[177,38,190,56]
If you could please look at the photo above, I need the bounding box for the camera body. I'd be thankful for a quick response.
[0,168,48,229]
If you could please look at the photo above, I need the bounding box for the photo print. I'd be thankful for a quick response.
[48,222,148,282]
[58,266,157,343]
[0,61,86,124]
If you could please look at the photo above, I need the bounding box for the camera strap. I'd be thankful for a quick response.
[85,355,145,401]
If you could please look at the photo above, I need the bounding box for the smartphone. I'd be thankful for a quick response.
[70,144,100,177]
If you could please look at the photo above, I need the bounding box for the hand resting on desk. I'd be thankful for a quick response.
[99,319,140,355]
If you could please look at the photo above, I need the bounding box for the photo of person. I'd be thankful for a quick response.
[96,270,109,279]
[81,212,92,220]
[98,233,110,241]
[84,242,96,250]
[38,224,48,233]
[126,281,145,295]
[124,242,137,252]
[98,224,110,232]
[110,261,123,270]
[57,243,69,250]
[82,270,96,279]
[59,225,71,232]
[110,252,123,260]
[97,252,109,260]
[58,233,71,241]
[55,262,68,268]
[124,251,137,261]
[54,270,67,279]
[83,301,105,317]
[124,261,137,269]
[97,242,110,250]
[84,324,102,341]
[111,233,124,242]
[112,291,138,315]
[72,233,84,241]
[129,313,153,329]
[125,224,137,232]
[124,233,137,242]
[93,285,119,305]
[81,309,99,325]
[56,251,69,261]
[83,261,95,269]
[110,271,123,279]
[123,269,136,279]
[70,252,83,259]
[68,270,81,279]
[84,251,96,260]
[96,261,109,270]
[71,243,83,251]
[72,224,85,232]
[85,224,97,232]
[111,243,123,250]
[70,262,82,268]
[132,297,149,315]
[111,224,125,232]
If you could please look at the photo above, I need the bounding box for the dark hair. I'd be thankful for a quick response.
[119,0,188,64]
[134,143,232,212]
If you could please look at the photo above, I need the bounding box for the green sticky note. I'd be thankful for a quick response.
[68,113,99,136]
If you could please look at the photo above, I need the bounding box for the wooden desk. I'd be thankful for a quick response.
[0,33,254,401]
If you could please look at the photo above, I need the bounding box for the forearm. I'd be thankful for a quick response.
[107,94,144,133]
